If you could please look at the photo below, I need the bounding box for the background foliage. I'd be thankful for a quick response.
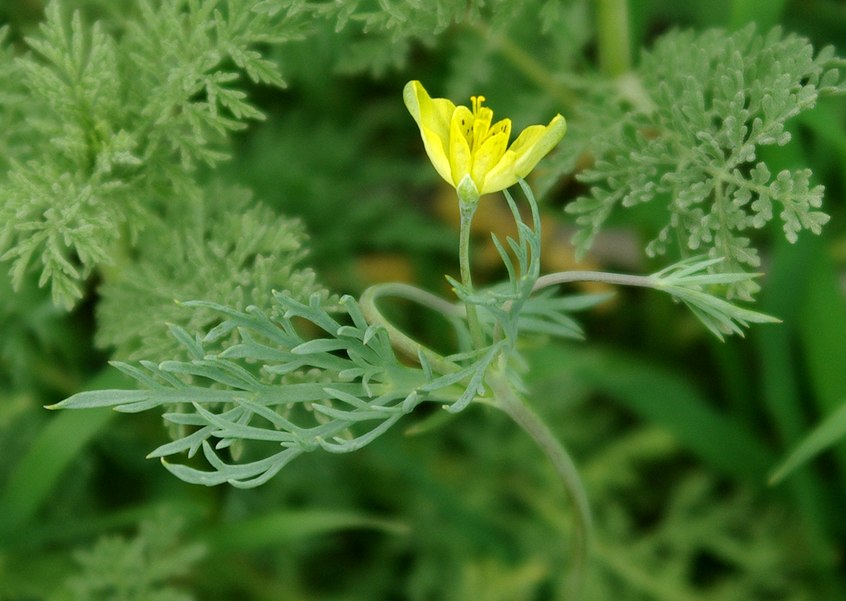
[1,1,845,600]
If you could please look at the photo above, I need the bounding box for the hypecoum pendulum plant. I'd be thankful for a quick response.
[52,81,780,596]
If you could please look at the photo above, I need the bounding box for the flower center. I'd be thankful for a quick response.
[466,95,497,153]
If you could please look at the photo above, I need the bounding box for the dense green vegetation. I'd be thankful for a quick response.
[1,1,845,599]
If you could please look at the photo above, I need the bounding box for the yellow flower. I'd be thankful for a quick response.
[403,80,567,201]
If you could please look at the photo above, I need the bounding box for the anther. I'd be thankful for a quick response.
[471,95,486,115]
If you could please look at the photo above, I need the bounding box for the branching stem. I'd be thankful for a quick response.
[533,270,657,293]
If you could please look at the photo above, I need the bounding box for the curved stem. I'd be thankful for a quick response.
[364,282,466,319]
[359,283,460,375]
[485,371,591,599]
[533,270,657,293]
[459,201,486,349]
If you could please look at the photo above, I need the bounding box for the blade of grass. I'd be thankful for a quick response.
[757,237,839,588]
[798,247,846,483]
[201,509,409,553]
[0,368,128,544]
[18,499,208,550]
[770,400,846,484]
[526,344,774,482]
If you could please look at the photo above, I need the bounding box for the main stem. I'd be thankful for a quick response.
[487,371,591,599]
[459,200,485,349]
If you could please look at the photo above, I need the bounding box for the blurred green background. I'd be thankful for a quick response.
[1,1,845,599]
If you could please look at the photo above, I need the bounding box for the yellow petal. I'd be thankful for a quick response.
[472,106,493,149]
[488,118,512,142]
[472,131,509,193]
[512,114,567,177]
[480,150,519,194]
[420,126,452,184]
[404,80,455,185]
[481,115,566,194]
[449,105,474,186]
[480,124,547,191]
[508,125,546,156]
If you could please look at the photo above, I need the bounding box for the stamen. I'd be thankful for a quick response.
[471,95,486,116]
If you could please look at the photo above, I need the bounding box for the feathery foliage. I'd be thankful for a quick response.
[0,27,27,173]
[56,293,457,487]
[48,514,205,601]
[293,0,505,76]
[95,184,329,361]
[0,0,307,309]
[566,26,844,299]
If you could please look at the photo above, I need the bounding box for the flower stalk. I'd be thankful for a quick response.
[457,178,485,349]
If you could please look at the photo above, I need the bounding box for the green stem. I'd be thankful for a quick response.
[532,270,656,293]
[468,21,578,108]
[359,283,460,376]
[459,200,485,349]
[596,0,632,77]
[362,282,466,319]
[486,371,591,599]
